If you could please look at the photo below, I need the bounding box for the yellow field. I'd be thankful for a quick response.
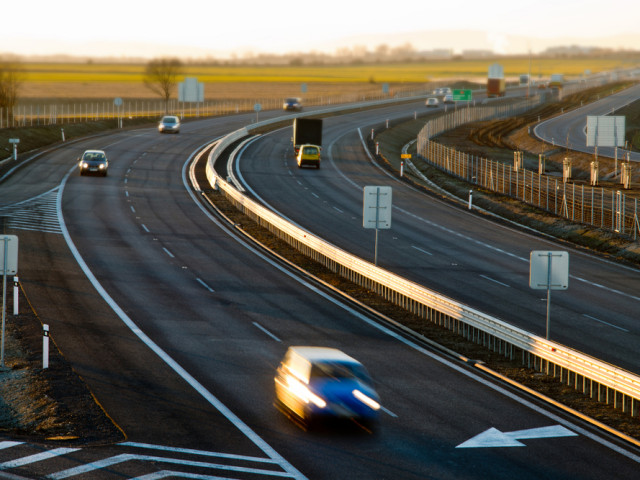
[16,56,639,100]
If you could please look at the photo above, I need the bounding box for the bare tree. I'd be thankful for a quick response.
[0,59,25,124]
[143,58,183,112]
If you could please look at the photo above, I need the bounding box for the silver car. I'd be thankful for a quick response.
[158,115,181,134]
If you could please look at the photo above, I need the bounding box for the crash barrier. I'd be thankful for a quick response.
[205,98,640,418]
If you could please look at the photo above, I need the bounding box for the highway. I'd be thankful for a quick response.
[0,101,637,478]
[235,99,640,374]
[534,83,640,161]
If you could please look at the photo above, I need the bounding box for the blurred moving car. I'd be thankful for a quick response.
[274,346,381,428]
[443,94,455,104]
[425,97,439,108]
[283,97,302,111]
[78,149,108,176]
[158,115,181,134]
[296,144,321,169]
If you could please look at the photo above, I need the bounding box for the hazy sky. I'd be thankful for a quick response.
[3,0,638,58]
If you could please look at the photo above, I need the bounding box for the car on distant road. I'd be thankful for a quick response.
[283,97,302,111]
[296,144,321,169]
[274,346,381,428]
[443,94,455,104]
[158,115,181,134]
[425,97,439,108]
[78,149,108,176]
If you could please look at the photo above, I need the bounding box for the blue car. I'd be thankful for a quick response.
[275,346,381,429]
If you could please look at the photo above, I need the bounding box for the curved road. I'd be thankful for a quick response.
[236,99,640,374]
[0,104,637,478]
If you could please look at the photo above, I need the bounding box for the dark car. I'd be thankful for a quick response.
[158,115,181,134]
[78,149,108,176]
[283,97,302,111]
[275,346,381,428]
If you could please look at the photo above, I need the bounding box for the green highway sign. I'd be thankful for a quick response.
[452,89,472,101]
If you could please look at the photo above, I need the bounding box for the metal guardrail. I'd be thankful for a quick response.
[204,97,640,417]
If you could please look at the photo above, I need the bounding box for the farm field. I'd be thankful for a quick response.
[16,55,638,101]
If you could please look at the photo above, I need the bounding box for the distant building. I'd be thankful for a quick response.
[461,50,494,59]
[418,49,453,60]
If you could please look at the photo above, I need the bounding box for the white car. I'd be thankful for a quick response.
[425,97,439,108]
[443,94,455,104]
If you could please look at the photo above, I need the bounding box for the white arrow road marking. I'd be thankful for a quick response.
[456,425,578,448]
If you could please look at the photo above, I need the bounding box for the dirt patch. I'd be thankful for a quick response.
[0,284,123,445]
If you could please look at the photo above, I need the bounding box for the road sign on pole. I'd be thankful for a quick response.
[0,235,18,367]
[452,89,472,101]
[530,250,568,339]
[363,186,392,266]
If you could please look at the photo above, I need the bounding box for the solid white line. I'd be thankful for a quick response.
[53,150,305,480]
[480,274,510,288]
[196,278,215,293]
[253,322,281,342]
[0,442,22,450]
[162,247,175,258]
[411,246,432,256]
[0,448,79,469]
[128,471,232,479]
[120,442,277,463]
[583,314,629,332]
[48,454,295,479]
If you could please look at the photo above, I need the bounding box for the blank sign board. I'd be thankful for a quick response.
[363,186,392,229]
[586,116,625,147]
[0,235,18,275]
[529,251,568,290]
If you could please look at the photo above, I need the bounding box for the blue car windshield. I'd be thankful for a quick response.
[310,362,370,382]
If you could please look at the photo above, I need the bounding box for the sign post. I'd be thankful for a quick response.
[363,186,392,266]
[0,235,18,367]
[529,251,568,339]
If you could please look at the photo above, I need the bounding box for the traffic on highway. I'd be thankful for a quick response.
[0,80,639,479]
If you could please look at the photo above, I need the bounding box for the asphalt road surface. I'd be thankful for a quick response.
[0,104,638,479]
[235,100,640,375]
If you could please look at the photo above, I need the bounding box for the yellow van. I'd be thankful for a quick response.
[296,144,321,169]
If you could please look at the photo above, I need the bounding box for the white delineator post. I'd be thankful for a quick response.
[43,324,49,369]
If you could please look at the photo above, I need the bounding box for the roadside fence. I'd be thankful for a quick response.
[0,84,434,129]
[416,104,640,239]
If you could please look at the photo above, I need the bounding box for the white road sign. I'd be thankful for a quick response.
[0,235,18,275]
[529,251,568,290]
[586,116,625,147]
[363,186,392,229]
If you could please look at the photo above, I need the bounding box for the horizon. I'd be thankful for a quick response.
[3,0,639,60]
